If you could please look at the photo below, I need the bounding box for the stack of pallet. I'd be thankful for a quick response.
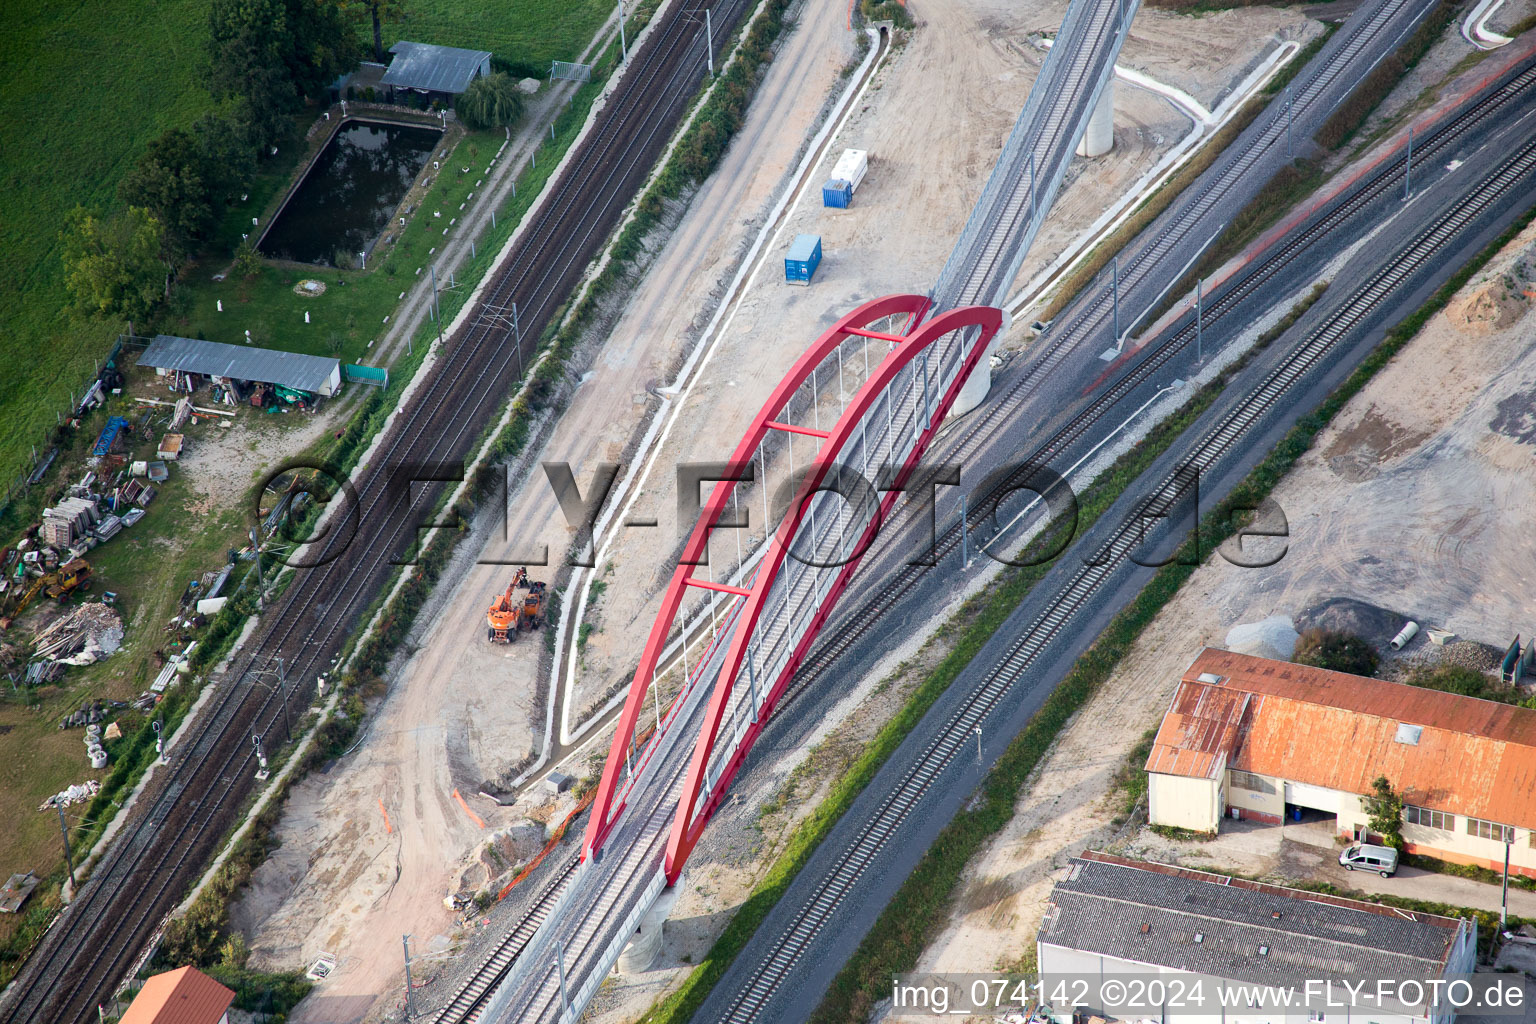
[121,479,157,506]
[39,497,100,548]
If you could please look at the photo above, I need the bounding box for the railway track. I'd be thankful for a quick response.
[427,855,582,1024]
[715,121,1536,1024]
[934,0,1134,309]
[782,9,1531,701]
[0,4,748,1021]
[411,1,1486,1018]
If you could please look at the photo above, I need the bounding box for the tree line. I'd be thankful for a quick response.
[62,0,364,324]
[63,0,530,326]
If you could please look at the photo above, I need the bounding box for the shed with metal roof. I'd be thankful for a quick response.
[1038,853,1475,1024]
[381,41,492,97]
[138,335,341,397]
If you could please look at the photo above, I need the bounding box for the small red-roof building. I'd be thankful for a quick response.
[1146,648,1536,876]
[119,966,234,1024]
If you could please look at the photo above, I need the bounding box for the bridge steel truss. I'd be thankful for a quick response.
[583,294,1003,882]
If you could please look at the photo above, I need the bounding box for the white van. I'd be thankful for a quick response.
[1339,843,1399,877]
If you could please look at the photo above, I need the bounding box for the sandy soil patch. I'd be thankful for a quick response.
[575,0,1310,722]
[231,6,860,1021]
[229,0,1340,1018]
[885,219,1536,1002]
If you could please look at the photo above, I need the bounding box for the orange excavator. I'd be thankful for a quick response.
[486,567,547,643]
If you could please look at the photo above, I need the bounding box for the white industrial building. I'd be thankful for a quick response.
[1038,852,1477,1024]
[1145,649,1536,879]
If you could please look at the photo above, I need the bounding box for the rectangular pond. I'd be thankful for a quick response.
[257,119,443,266]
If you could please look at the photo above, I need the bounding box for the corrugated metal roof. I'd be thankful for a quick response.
[381,41,492,94]
[120,966,234,1024]
[1041,854,1464,990]
[138,335,339,394]
[1146,649,1536,827]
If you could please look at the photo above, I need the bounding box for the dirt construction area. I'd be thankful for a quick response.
[229,0,1326,1019]
[884,216,1536,997]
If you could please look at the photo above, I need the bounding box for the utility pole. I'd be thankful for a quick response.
[1112,256,1120,341]
[705,9,714,76]
[1404,127,1413,201]
[1195,277,1203,363]
[512,301,524,375]
[745,651,760,724]
[1501,834,1512,928]
[684,9,714,75]
[403,934,416,1020]
[58,804,75,887]
[1029,150,1036,217]
[276,656,291,737]
[618,0,628,62]
[974,725,983,766]
[557,940,571,1016]
[249,524,264,610]
[431,264,444,347]
[960,495,969,568]
[1285,85,1294,159]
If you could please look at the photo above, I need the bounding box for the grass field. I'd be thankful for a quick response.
[0,0,611,501]
[0,383,268,956]
[0,0,616,958]
[170,127,504,362]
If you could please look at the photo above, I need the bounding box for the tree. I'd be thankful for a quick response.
[61,206,168,323]
[1364,775,1405,850]
[232,239,263,279]
[1293,628,1379,677]
[191,113,256,199]
[455,73,524,131]
[342,0,406,63]
[118,128,214,263]
[119,117,255,264]
[206,0,357,148]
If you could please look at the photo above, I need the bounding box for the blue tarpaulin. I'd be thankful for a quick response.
[91,417,128,460]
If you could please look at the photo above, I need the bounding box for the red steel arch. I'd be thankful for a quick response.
[582,295,1003,880]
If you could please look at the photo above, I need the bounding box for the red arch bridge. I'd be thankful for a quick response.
[584,294,1002,882]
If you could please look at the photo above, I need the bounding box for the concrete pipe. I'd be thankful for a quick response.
[1390,621,1420,651]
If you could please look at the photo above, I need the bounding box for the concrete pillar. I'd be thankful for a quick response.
[950,334,1000,417]
[1076,81,1115,158]
[616,887,678,974]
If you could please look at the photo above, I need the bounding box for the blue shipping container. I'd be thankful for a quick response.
[785,234,822,285]
[822,178,852,208]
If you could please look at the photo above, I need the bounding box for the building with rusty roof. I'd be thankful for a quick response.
[119,966,234,1024]
[1038,852,1475,1024]
[1145,649,1536,877]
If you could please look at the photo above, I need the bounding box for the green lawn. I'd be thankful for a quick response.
[0,0,611,500]
[0,383,261,955]
[379,0,611,64]
[168,128,505,362]
[0,0,615,949]
[0,0,214,496]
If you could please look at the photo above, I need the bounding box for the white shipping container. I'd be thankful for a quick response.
[830,149,867,192]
